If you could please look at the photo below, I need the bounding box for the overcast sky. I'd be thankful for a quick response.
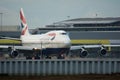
[0,0,120,29]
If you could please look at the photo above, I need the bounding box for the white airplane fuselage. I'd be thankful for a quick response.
[20,30,71,55]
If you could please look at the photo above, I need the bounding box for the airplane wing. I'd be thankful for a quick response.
[70,44,120,57]
[70,44,120,50]
[70,45,102,50]
[0,45,43,58]
[0,45,42,50]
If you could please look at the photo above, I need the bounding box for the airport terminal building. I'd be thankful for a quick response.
[45,17,120,31]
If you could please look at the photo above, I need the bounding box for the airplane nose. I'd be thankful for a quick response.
[64,37,71,47]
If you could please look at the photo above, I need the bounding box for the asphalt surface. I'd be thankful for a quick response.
[0,74,120,80]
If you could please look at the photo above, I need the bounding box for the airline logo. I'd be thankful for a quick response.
[20,8,28,35]
[48,33,56,40]
[48,33,56,36]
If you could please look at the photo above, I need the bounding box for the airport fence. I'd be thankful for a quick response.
[0,58,120,76]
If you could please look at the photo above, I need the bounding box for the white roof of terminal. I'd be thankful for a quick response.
[59,20,116,24]
[55,17,120,24]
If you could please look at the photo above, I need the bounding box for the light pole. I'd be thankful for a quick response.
[0,13,3,31]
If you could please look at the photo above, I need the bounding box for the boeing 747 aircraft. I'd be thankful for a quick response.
[0,8,120,59]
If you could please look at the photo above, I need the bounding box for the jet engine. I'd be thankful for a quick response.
[10,50,19,58]
[99,46,107,56]
[79,48,88,58]
[8,47,19,58]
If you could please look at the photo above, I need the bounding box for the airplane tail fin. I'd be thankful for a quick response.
[20,8,30,36]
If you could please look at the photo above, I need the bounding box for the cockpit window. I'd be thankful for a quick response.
[61,33,67,35]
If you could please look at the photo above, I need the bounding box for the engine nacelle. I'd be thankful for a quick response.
[100,47,107,56]
[8,47,19,58]
[9,50,19,58]
[79,48,88,58]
